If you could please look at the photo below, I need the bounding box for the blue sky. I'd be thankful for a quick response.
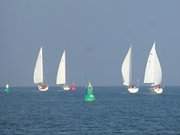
[0,0,180,86]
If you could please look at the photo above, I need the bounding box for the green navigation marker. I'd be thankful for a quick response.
[84,82,95,102]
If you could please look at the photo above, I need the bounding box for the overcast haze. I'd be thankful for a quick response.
[0,0,180,86]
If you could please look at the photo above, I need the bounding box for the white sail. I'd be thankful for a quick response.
[34,48,43,84]
[56,50,66,85]
[121,47,132,86]
[144,43,162,86]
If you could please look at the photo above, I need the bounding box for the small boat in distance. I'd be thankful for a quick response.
[56,50,70,91]
[70,82,77,91]
[84,82,95,102]
[4,84,10,93]
[144,42,163,94]
[121,47,139,93]
[33,48,48,91]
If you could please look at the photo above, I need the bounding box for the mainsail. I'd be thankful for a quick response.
[34,48,43,84]
[56,50,66,85]
[121,47,132,86]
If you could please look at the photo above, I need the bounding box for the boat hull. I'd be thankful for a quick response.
[38,84,48,91]
[153,88,163,94]
[128,87,139,93]
[63,86,70,91]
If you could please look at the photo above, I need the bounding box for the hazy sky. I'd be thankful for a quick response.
[0,0,180,86]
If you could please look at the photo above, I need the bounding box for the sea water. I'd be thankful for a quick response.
[0,86,180,135]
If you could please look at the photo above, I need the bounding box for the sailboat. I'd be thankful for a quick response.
[70,82,77,91]
[33,48,48,91]
[84,82,95,102]
[144,42,163,94]
[4,84,10,93]
[56,50,70,91]
[121,47,139,93]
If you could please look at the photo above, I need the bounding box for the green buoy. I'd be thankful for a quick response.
[84,82,95,102]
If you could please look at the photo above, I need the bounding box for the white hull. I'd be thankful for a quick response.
[6,84,9,89]
[38,85,48,91]
[128,87,139,93]
[63,86,70,91]
[152,87,163,94]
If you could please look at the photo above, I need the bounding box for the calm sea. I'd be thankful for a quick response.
[0,86,180,135]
